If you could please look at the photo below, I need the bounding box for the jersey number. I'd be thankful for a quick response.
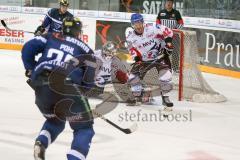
[47,48,79,66]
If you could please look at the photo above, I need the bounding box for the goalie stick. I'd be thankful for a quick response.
[1,19,34,34]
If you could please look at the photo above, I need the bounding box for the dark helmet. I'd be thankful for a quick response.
[62,17,82,37]
[59,0,69,6]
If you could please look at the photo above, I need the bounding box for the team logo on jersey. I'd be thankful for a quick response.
[172,14,175,17]
[99,66,112,74]
[142,39,154,47]
[160,13,166,16]
[147,34,154,38]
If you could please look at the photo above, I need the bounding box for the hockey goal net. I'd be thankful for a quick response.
[141,30,226,103]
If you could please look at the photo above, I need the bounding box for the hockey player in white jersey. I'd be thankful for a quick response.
[126,13,174,112]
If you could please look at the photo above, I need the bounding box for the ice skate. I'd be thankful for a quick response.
[162,96,173,117]
[34,141,45,160]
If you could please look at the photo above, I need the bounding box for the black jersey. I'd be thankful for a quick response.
[156,9,183,29]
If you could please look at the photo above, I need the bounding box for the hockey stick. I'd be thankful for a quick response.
[92,110,137,134]
[1,19,34,34]
[140,53,165,74]
[73,84,138,134]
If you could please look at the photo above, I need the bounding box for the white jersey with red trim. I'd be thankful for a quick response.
[126,23,173,62]
[94,50,113,87]
[94,50,122,87]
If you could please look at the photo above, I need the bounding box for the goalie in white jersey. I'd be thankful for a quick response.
[126,13,174,110]
[93,41,128,96]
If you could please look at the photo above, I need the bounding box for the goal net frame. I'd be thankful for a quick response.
[171,29,226,103]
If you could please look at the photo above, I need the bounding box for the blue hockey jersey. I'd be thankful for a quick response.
[42,8,73,33]
[21,33,95,87]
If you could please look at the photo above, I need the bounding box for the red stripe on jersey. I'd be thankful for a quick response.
[130,47,142,61]
[178,19,184,24]
[155,34,164,40]
[163,27,172,38]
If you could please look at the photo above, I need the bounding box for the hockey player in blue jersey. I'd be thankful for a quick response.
[22,17,96,160]
[34,0,73,35]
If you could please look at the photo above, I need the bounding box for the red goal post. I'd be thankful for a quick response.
[173,29,184,101]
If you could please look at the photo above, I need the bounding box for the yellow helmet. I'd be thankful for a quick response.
[63,17,82,37]
[59,0,69,6]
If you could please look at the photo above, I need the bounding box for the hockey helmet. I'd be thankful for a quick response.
[131,13,144,25]
[131,13,144,34]
[62,17,82,37]
[59,0,69,6]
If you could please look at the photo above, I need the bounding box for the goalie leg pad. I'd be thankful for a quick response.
[159,69,173,94]
[128,73,140,84]
[131,84,143,97]
[142,89,154,103]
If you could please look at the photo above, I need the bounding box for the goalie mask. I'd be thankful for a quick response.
[102,41,117,61]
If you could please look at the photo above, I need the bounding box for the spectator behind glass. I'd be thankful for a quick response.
[80,0,89,10]
[24,0,32,6]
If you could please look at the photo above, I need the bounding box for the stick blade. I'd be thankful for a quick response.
[1,20,6,27]
[122,123,138,134]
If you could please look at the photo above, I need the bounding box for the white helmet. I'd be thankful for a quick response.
[102,41,117,60]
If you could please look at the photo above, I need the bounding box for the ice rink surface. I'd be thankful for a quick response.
[0,49,240,160]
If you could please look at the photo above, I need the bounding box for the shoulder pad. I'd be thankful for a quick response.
[145,23,153,27]
[94,50,102,56]
[125,27,133,38]
[112,55,121,63]
[34,35,48,43]
[155,24,161,29]
[66,11,73,17]
[48,8,58,15]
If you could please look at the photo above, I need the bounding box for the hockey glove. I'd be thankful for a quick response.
[164,42,174,56]
[25,70,32,78]
[116,70,128,84]
[134,56,142,63]
[34,25,45,36]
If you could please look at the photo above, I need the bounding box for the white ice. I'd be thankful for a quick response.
[0,49,240,160]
